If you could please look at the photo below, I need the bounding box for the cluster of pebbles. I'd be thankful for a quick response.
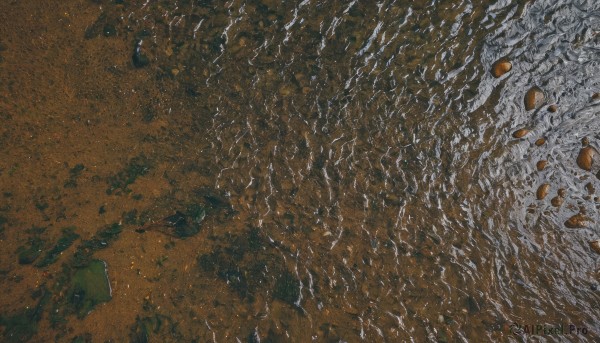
[491,59,600,255]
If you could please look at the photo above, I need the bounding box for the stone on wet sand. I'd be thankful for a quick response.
[524,86,544,111]
[564,213,591,228]
[585,182,595,195]
[536,160,547,171]
[536,183,550,200]
[576,146,597,171]
[582,137,590,146]
[512,129,529,139]
[491,58,512,78]
[535,138,546,146]
[547,105,557,112]
[550,196,564,207]
[589,240,600,254]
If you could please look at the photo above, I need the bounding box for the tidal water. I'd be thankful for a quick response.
[0,0,599,342]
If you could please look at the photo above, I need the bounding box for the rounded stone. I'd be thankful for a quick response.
[536,183,550,200]
[576,146,597,171]
[524,86,545,111]
[550,196,564,207]
[535,138,546,146]
[585,182,595,194]
[279,85,294,96]
[512,129,529,139]
[582,137,590,146]
[547,105,557,112]
[590,240,600,254]
[557,188,566,197]
[103,24,116,37]
[491,58,512,78]
[536,160,547,171]
[564,213,590,228]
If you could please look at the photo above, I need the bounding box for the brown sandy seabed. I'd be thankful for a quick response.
[0,0,228,341]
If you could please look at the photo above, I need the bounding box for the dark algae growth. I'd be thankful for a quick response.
[1,0,600,341]
[16,237,44,265]
[35,227,80,268]
[64,164,85,189]
[135,204,206,238]
[0,286,50,343]
[106,155,152,195]
[197,228,299,304]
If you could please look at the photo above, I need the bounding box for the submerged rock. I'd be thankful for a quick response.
[278,84,294,96]
[491,58,512,78]
[524,86,544,111]
[132,40,149,68]
[536,183,550,200]
[564,213,591,228]
[103,24,116,37]
[512,129,529,139]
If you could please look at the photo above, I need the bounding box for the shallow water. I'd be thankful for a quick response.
[0,0,599,342]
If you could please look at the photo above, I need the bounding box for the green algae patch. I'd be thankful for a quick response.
[69,260,112,318]
[48,223,120,326]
